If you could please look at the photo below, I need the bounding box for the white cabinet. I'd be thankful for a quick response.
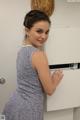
[45,0,80,111]
[47,70,80,111]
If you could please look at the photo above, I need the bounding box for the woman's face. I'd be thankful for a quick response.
[26,21,50,48]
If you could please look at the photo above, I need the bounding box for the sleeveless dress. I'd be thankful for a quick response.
[2,45,45,120]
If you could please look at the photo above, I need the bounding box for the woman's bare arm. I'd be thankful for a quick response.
[32,51,63,96]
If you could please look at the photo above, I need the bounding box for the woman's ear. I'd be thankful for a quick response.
[25,27,29,37]
[25,27,29,33]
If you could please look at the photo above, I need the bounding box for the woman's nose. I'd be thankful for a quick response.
[41,33,46,39]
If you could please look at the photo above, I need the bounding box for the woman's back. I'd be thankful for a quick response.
[2,45,44,120]
[17,45,44,101]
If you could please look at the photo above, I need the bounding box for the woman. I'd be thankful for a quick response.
[2,10,63,120]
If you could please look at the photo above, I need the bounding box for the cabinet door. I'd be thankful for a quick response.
[45,0,80,111]
[0,0,28,112]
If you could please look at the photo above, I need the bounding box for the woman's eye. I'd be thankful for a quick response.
[46,31,49,34]
[36,29,43,33]
[36,29,49,34]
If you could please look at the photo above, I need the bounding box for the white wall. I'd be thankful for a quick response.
[0,0,31,113]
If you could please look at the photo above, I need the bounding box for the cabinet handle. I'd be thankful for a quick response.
[49,63,80,70]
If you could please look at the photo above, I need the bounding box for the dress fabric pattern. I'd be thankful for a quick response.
[2,46,44,120]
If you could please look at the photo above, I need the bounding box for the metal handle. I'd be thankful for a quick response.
[0,77,6,84]
[49,62,80,70]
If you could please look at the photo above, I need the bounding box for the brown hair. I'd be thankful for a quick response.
[23,10,51,29]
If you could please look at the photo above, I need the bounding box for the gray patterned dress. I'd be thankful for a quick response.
[2,45,45,120]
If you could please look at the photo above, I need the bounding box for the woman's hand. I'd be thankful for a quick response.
[52,69,64,87]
